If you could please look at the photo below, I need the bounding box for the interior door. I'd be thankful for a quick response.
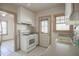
[39,16,51,48]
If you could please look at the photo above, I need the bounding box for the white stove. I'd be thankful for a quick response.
[20,32,38,53]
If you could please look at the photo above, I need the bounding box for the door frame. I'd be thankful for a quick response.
[0,8,17,51]
[38,15,51,47]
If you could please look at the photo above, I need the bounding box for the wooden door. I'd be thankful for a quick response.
[39,16,51,48]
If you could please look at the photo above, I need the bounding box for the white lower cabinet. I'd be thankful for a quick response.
[20,36,28,51]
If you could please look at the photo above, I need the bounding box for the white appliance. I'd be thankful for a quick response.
[20,32,38,53]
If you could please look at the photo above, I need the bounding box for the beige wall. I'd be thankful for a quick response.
[35,6,65,45]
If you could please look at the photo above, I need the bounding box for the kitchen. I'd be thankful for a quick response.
[0,3,79,56]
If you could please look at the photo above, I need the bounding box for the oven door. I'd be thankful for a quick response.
[27,35,36,49]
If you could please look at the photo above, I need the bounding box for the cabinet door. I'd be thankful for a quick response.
[20,36,28,51]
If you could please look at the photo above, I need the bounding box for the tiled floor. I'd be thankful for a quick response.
[1,40,14,56]
[8,46,46,56]
[43,42,79,56]
[0,40,46,56]
[1,39,79,56]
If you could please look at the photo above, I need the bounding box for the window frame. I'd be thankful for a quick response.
[40,19,48,34]
[53,14,73,32]
[0,20,8,35]
[39,16,50,34]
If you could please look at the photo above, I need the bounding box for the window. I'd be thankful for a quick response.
[0,21,7,35]
[56,16,70,31]
[40,20,48,33]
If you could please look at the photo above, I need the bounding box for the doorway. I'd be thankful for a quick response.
[39,16,51,48]
[0,10,16,56]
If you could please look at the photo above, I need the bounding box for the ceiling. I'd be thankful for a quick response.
[15,3,64,12]
[1,3,79,13]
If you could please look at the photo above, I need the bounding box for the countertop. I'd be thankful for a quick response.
[23,32,38,35]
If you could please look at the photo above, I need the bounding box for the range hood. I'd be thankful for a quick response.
[65,3,79,25]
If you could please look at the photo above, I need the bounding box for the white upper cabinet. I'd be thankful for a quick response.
[65,3,73,19]
[17,7,35,26]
